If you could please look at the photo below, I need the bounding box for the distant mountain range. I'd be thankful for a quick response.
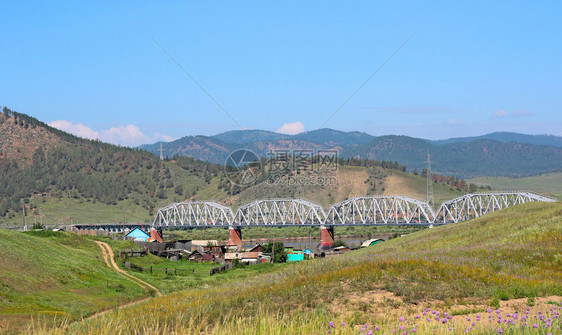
[139,130,562,178]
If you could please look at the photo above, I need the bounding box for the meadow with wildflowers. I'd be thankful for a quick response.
[35,202,561,334]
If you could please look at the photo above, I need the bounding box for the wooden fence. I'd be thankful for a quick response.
[123,261,195,276]
[119,249,147,258]
[209,263,235,276]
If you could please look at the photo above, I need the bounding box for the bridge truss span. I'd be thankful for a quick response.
[150,192,555,228]
[434,191,556,223]
[153,201,234,227]
[234,199,326,226]
[326,196,436,225]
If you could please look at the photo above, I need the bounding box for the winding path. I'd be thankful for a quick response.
[95,241,162,296]
[87,241,162,319]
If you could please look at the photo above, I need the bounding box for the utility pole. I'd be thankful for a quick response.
[424,151,434,207]
[271,241,275,264]
[159,142,164,161]
[22,201,27,231]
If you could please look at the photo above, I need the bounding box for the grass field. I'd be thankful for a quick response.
[0,230,146,331]
[37,201,561,334]
[0,232,289,332]
[468,172,562,200]
[91,236,287,295]
[384,170,465,206]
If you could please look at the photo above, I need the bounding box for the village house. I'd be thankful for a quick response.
[329,246,352,256]
[240,252,259,265]
[287,249,304,262]
[124,227,150,242]
[203,245,226,259]
[247,244,263,253]
[188,250,204,262]
[224,252,240,263]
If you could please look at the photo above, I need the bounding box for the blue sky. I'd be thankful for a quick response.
[1,1,561,146]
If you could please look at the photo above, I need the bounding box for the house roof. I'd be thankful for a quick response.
[224,252,239,260]
[240,252,259,259]
[188,250,203,258]
[125,227,150,238]
[361,238,385,247]
[333,246,351,251]
[248,244,262,252]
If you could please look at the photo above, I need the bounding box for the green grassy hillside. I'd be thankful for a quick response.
[0,230,146,330]
[48,202,561,334]
[468,172,562,200]
[383,170,464,205]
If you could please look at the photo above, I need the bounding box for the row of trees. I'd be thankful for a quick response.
[341,157,407,172]
[412,168,488,193]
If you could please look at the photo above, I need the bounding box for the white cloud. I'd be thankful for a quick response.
[492,110,509,119]
[276,121,305,135]
[99,125,145,144]
[48,120,174,147]
[49,120,99,140]
[155,133,174,142]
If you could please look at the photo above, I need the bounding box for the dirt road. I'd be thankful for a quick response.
[95,240,162,297]
[87,241,163,319]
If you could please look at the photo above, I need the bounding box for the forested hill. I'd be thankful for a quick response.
[141,129,562,178]
[0,108,474,225]
[0,107,225,219]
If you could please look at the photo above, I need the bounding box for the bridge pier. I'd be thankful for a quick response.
[320,225,334,248]
[228,226,242,249]
[150,227,163,243]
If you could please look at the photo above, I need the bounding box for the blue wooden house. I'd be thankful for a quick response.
[125,227,150,242]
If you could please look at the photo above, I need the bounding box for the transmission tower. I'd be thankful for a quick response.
[159,142,164,161]
[424,150,434,207]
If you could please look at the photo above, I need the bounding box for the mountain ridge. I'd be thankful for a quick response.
[139,129,562,178]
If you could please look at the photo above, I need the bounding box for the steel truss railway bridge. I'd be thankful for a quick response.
[73,192,555,248]
[148,191,554,247]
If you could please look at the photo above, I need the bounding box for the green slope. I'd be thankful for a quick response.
[468,172,562,200]
[0,230,146,330]
[58,202,561,334]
